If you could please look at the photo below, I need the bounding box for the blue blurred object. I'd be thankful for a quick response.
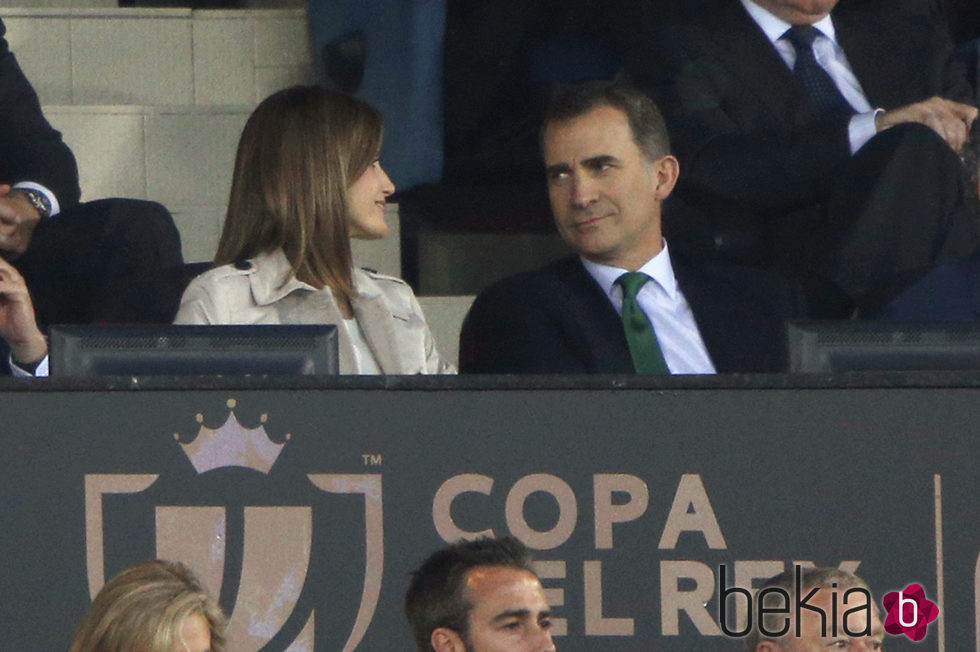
[309,0,446,191]
[875,258,980,321]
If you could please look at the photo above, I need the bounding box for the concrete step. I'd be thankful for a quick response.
[4,7,311,107]
[45,103,247,262]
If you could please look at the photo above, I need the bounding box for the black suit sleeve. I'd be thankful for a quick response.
[459,275,593,374]
[0,18,80,209]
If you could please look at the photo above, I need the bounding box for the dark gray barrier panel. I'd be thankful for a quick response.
[0,375,977,651]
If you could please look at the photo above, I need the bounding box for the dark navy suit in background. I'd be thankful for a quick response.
[628,0,980,314]
[0,17,79,210]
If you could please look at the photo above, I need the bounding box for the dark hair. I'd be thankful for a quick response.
[542,81,671,160]
[215,85,383,302]
[405,537,536,651]
[744,566,870,651]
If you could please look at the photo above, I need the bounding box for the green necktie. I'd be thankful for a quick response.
[616,272,670,374]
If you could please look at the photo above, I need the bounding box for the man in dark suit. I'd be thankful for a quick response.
[628,0,980,316]
[0,15,79,374]
[459,82,798,374]
[0,16,183,375]
[0,16,80,257]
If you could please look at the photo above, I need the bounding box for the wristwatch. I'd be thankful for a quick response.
[14,188,52,219]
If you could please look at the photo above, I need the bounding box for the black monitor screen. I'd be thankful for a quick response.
[49,325,338,377]
[788,321,980,373]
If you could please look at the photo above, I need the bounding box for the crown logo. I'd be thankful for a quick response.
[176,398,289,475]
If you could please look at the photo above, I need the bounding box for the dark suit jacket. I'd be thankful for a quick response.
[628,0,973,217]
[459,255,799,374]
[0,17,79,209]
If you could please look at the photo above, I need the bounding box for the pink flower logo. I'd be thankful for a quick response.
[882,584,939,641]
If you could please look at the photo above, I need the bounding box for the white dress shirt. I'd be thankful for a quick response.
[580,242,716,375]
[741,0,881,154]
[9,353,48,377]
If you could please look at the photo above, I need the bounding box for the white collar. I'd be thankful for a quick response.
[741,0,838,46]
[580,240,679,302]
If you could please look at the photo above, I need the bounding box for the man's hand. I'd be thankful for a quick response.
[875,97,979,154]
[0,254,46,365]
[0,184,42,257]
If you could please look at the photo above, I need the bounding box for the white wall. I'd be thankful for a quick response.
[5,8,319,264]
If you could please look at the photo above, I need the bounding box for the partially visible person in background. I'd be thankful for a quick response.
[746,567,884,651]
[0,13,76,376]
[0,253,46,375]
[0,15,185,376]
[175,85,453,374]
[69,559,225,652]
[0,16,80,258]
[628,0,979,317]
[965,123,980,199]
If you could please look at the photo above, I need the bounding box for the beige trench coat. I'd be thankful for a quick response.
[174,249,454,374]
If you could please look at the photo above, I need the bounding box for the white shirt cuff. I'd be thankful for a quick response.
[11,181,60,217]
[9,353,49,377]
[848,109,883,155]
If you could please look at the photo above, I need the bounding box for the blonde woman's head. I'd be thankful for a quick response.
[69,559,226,652]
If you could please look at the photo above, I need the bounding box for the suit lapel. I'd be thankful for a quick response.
[674,266,736,373]
[553,257,635,374]
[706,0,814,128]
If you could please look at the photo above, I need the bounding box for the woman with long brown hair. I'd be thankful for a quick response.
[175,86,453,374]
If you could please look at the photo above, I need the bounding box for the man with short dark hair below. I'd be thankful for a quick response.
[459,81,798,374]
[629,0,980,317]
[405,537,556,652]
[746,567,884,651]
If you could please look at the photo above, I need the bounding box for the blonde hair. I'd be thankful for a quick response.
[215,85,384,302]
[69,560,226,652]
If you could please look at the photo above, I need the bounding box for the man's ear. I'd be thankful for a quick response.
[756,641,783,652]
[652,154,680,200]
[431,627,466,652]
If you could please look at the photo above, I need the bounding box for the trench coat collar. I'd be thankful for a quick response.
[246,249,406,374]
[247,249,314,305]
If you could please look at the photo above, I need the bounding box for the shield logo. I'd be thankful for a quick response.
[84,399,384,651]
